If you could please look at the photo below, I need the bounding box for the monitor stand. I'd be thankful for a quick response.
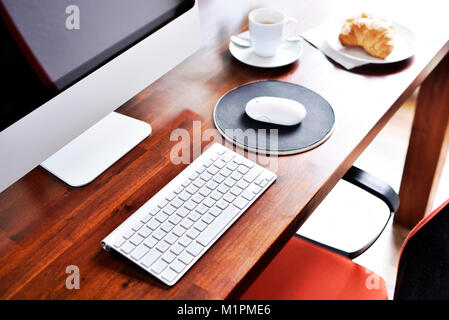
[41,112,151,187]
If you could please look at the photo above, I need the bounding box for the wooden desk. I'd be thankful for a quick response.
[0,0,448,299]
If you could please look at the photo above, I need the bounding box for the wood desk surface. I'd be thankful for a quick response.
[1,0,448,299]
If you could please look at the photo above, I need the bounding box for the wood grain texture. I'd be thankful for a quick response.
[0,0,448,299]
[395,53,449,228]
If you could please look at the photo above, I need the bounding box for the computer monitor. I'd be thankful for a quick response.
[0,0,201,192]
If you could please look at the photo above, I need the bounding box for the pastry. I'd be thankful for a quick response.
[338,13,395,59]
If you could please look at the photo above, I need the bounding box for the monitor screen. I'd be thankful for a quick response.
[0,0,194,132]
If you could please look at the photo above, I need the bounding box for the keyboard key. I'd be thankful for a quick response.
[197,205,240,246]
[188,172,199,181]
[199,187,212,197]
[164,233,178,245]
[122,229,134,239]
[114,237,126,248]
[196,165,207,174]
[202,214,215,224]
[209,206,222,217]
[158,199,169,209]
[151,259,168,274]
[170,243,184,255]
[206,180,219,190]
[188,211,201,222]
[149,207,160,216]
[144,237,158,248]
[192,179,206,188]
[243,167,262,183]
[203,159,214,167]
[179,251,195,264]
[217,184,230,194]
[162,251,177,264]
[186,184,199,195]
[241,190,255,201]
[165,192,176,201]
[191,193,204,203]
[200,172,212,181]
[140,214,152,223]
[194,220,208,232]
[172,226,186,237]
[138,226,152,238]
[147,219,160,230]
[131,244,150,261]
[155,212,169,223]
[233,196,249,210]
[152,229,166,241]
[260,179,269,187]
[195,203,208,215]
[178,191,191,201]
[168,214,182,225]
[230,171,243,181]
[210,190,222,201]
[156,241,170,253]
[170,198,184,209]
[129,233,144,246]
[181,179,191,188]
[161,267,179,283]
[173,185,184,194]
[181,219,194,230]
[220,168,232,177]
[214,159,227,169]
[236,179,249,190]
[237,165,249,175]
[141,248,162,267]
[187,242,204,257]
[229,186,243,196]
[132,221,143,231]
[226,162,238,171]
[216,199,229,210]
[177,206,190,217]
[183,200,197,211]
[163,205,176,215]
[186,228,200,239]
[161,221,175,233]
[203,197,216,208]
[223,193,236,203]
[210,153,219,161]
[179,235,192,247]
[221,152,235,163]
[170,259,186,273]
[213,174,226,184]
[120,241,136,254]
[207,166,219,175]
[224,177,236,187]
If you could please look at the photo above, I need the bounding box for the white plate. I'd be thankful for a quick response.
[326,21,416,64]
[229,31,303,68]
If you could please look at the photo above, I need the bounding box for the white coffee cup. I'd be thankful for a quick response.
[249,8,298,57]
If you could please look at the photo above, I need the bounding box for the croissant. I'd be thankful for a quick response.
[338,13,395,59]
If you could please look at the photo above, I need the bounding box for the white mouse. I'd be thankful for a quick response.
[245,96,307,126]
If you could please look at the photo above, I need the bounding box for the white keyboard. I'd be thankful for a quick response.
[102,143,276,286]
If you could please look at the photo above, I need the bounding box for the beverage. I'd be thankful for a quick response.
[248,8,298,57]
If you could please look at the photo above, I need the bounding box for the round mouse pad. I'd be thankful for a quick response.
[213,80,335,155]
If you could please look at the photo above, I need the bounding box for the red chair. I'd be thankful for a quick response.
[240,166,449,300]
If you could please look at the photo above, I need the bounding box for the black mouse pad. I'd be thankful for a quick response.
[213,80,335,155]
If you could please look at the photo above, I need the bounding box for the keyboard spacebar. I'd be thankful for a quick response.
[196,205,241,246]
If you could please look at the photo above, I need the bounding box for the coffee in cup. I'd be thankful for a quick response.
[249,8,298,57]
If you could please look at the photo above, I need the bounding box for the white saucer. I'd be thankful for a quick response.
[325,21,416,64]
[229,31,303,68]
